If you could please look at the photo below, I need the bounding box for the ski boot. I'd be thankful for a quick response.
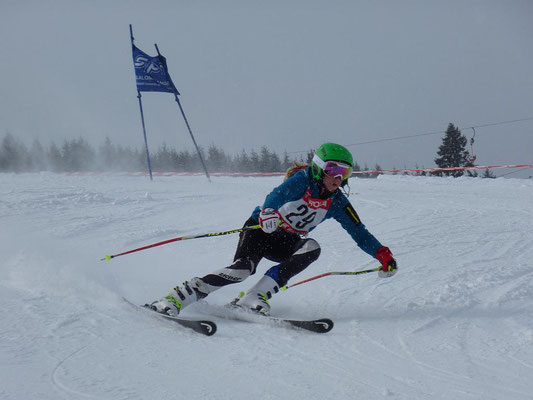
[149,277,209,316]
[231,275,279,316]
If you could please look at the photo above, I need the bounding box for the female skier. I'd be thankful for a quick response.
[150,143,397,316]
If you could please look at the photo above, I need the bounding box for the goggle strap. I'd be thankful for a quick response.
[312,154,327,170]
[312,155,352,175]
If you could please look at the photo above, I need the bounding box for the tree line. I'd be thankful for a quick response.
[0,123,495,178]
[0,134,308,173]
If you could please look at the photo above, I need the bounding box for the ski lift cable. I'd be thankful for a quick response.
[286,116,533,155]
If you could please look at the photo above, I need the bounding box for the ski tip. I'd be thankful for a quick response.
[155,313,218,337]
[201,321,217,336]
[314,318,334,333]
[126,298,218,337]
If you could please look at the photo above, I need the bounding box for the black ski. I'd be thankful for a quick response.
[122,297,217,336]
[260,315,334,333]
[147,308,217,336]
[197,302,333,333]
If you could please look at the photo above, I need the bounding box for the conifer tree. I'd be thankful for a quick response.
[0,133,27,172]
[305,150,314,164]
[29,139,46,171]
[249,149,260,172]
[282,151,291,171]
[47,142,63,172]
[434,123,469,177]
[98,137,117,171]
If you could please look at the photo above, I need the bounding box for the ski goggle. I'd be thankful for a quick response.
[313,155,353,180]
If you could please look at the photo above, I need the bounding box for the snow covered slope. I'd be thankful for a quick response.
[1,173,532,399]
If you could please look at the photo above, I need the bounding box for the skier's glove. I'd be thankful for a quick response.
[259,208,280,234]
[376,246,397,278]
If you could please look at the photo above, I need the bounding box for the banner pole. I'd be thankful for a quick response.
[137,91,153,180]
[130,24,153,180]
[174,94,211,182]
[153,43,211,182]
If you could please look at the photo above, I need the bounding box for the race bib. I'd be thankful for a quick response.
[278,190,333,234]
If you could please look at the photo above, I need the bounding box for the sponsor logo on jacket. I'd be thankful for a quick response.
[303,190,332,210]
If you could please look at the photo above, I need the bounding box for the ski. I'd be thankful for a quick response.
[147,309,217,336]
[122,297,217,336]
[260,315,334,333]
[196,302,333,333]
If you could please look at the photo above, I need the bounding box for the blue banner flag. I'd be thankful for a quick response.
[132,44,179,94]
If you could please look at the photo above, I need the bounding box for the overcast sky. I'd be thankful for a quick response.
[1,0,532,176]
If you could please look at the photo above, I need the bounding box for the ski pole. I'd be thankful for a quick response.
[281,266,382,291]
[101,224,261,261]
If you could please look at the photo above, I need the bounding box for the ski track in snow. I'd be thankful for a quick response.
[1,173,532,399]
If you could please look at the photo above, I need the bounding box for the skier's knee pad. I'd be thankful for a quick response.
[231,257,257,275]
[293,238,321,261]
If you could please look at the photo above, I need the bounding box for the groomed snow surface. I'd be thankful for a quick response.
[1,173,532,400]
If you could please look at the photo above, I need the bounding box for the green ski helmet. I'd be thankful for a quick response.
[311,143,354,185]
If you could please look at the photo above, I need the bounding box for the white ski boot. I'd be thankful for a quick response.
[233,275,279,316]
[150,277,210,316]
